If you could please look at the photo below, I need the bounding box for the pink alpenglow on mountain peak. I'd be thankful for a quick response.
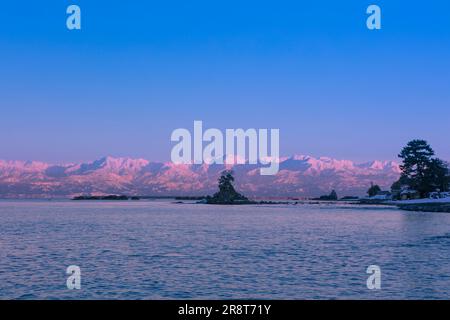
[170,121,280,175]
[0,155,401,198]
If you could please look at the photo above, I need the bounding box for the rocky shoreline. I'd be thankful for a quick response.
[397,203,450,213]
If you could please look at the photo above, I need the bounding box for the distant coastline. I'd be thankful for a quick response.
[0,155,401,199]
[72,195,140,201]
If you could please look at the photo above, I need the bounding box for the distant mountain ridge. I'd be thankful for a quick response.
[0,156,401,198]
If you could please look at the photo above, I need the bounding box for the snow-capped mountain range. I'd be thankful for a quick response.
[0,156,401,198]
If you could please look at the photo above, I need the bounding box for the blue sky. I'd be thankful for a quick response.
[1,1,449,163]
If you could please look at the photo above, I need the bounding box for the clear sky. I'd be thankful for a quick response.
[1,1,449,163]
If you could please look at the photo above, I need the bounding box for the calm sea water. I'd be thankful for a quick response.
[1,200,450,300]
